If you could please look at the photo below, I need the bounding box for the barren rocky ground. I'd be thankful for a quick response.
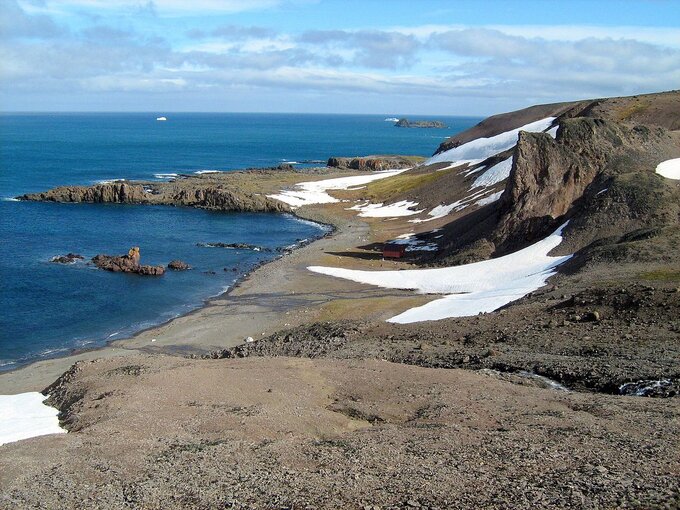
[1,356,678,509]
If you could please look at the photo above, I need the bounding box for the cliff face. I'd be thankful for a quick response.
[493,117,680,254]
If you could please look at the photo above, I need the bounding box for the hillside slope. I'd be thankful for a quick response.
[361,90,680,268]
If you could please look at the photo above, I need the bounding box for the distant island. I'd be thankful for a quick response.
[395,118,447,128]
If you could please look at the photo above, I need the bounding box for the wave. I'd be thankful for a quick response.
[384,117,399,122]
[194,170,220,175]
[95,178,127,185]
[1,197,19,202]
[153,173,179,180]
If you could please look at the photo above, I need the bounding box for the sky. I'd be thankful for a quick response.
[1,0,679,115]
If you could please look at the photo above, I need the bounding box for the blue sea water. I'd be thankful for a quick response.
[0,113,481,371]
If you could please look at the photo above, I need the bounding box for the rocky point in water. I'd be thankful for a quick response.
[50,253,84,264]
[196,242,269,251]
[91,247,165,276]
[167,260,190,271]
[395,118,447,128]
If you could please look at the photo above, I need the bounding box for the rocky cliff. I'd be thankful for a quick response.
[493,117,680,253]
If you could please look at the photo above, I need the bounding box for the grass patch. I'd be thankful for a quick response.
[616,100,650,122]
[317,295,433,321]
[364,168,453,201]
[639,269,680,281]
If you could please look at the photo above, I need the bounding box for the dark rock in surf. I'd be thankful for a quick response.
[50,253,84,264]
[167,260,190,271]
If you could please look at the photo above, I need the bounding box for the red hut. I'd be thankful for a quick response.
[383,243,406,259]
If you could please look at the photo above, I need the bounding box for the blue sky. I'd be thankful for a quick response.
[2,0,679,114]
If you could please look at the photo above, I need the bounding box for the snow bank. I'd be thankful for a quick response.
[0,392,65,446]
[475,190,503,206]
[426,117,556,166]
[471,157,513,189]
[309,222,571,323]
[656,158,680,180]
[268,169,408,208]
[409,188,495,223]
[390,234,438,252]
[348,200,423,218]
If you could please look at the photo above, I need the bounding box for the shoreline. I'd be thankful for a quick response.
[0,208,338,392]
[0,202,427,394]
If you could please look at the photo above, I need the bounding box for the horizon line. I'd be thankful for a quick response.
[0,110,485,118]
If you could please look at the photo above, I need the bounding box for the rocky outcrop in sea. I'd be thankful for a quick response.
[92,247,165,276]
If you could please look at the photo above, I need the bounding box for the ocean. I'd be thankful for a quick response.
[0,112,481,370]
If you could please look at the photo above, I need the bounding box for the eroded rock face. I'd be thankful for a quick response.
[92,247,165,276]
[492,117,680,253]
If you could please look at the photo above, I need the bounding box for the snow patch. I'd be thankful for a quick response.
[426,117,555,166]
[655,158,680,180]
[348,200,424,218]
[308,222,571,324]
[546,125,558,138]
[409,188,494,223]
[475,190,503,207]
[471,157,513,189]
[389,234,438,252]
[268,169,408,208]
[0,392,66,446]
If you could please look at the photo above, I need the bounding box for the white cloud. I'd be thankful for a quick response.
[32,0,281,14]
[2,2,679,112]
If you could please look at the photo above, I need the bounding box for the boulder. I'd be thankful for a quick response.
[92,247,165,276]
[167,260,190,271]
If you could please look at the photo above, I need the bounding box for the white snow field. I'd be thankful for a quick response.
[0,392,65,446]
[656,158,680,180]
[348,200,424,218]
[426,117,556,167]
[268,169,408,208]
[475,190,504,207]
[309,222,571,324]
